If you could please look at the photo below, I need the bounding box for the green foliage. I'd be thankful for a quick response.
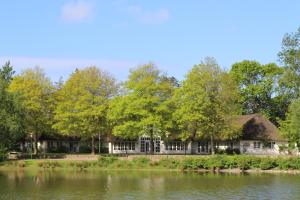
[109,63,177,152]
[173,57,241,152]
[259,158,277,170]
[0,145,8,162]
[132,157,150,167]
[38,161,62,168]
[278,27,300,100]
[53,67,117,153]
[230,60,284,123]
[280,97,300,149]
[8,67,54,154]
[0,62,24,151]
[157,157,180,169]
[98,156,118,167]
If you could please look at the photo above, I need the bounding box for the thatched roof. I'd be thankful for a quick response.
[234,114,286,142]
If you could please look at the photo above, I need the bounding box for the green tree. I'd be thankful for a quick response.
[8,67,54,154]
[278,27,300,99]
[108,63,177,154]
[230,60,284,123]
[279,97,300,150]
[53,67,117,154]
[0,62,24,155]
[173,57,241,154]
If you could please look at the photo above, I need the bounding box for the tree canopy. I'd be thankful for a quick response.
[173,57,241,154]
[230,60,284,123]
[8,67,54,154]
[0,62,24,152]
[108,63,177,153]
[53,67,117,154]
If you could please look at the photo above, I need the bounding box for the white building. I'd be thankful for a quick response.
[108,114,289,155]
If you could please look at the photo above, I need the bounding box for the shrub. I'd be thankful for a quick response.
[132,157,150,167]
[76,161,91,169]
[235,156,251,170]
[288,158,300,170]
[223,156,238,169]
[204,156,224,170]
[157,157,180,169]
[277,158,290,170]
[98,156,118,167]
[0,146,7,162]
[260,158,276,170]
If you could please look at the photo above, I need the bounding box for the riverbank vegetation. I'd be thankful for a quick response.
[1,155,300,172]
[1,27,300,156]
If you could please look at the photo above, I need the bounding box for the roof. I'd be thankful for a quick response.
[234,114,286,142]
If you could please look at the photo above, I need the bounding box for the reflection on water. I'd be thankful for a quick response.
[0,170,299,200]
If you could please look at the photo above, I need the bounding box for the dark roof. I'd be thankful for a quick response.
[234,114,286,142]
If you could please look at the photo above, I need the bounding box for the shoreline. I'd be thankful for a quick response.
[1,156,300,174]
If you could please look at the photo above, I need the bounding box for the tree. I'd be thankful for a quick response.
[278,27,300,99]
[8,67,54,154]
[173,57,241,154]
[279,97,300,150]
[230,60,284,123]
[108,63,177,154]
[0,62,24,154]
[53,67,117,154]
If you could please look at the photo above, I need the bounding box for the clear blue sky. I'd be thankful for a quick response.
[0,0,299,81]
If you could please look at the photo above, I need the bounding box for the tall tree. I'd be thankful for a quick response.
[173,57,241,154]
[108,63,177,154]
[279,97,300,150]
[278,27,300,99]
[53,67,117,154]
[230,60,284,123]
[0,62,24,153]
[8,67,54,154]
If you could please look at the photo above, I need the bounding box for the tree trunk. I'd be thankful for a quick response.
[98,133,101,154]
[33,133,38,155]
[91,136,95,155]
[210,135,215,155]
[149,126,154,155]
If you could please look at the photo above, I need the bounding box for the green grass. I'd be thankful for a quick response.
[1,155,300,172]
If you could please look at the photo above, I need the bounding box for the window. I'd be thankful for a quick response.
[155,140,160,153]
[265,142,275,149]
[113,142,136,151]
[198,142,208,153]
[165,142,185,151]
[253,141,261,149]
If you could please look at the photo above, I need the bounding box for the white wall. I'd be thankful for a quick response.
[240,140,288,155]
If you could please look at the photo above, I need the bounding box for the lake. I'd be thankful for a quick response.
[0,170,299,200]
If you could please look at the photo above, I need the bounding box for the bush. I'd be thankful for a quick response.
[132,157,150,167]
[76,161,91,169]
[235,156,251,170]
[0,146,7,162]
[288,158,300,170]
[204,156,224,170]
[38,161,63,168]
[277,158,290,170]
[260,158,277,170]
[157,157,180,169]
[98,156,118,167]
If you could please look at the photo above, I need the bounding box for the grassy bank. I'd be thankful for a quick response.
[1,155,300,172]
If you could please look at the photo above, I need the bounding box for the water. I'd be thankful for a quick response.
[0,170,299,200]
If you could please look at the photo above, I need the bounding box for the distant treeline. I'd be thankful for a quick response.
[1,27,300,156]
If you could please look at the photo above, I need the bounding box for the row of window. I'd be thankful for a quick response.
[165,142,186,151]
[253,142,275,149]
[113,142,136,151]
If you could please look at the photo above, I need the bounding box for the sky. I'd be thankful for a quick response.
[0,0,300,82]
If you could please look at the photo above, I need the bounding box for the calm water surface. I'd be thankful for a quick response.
[0,170,299,200]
